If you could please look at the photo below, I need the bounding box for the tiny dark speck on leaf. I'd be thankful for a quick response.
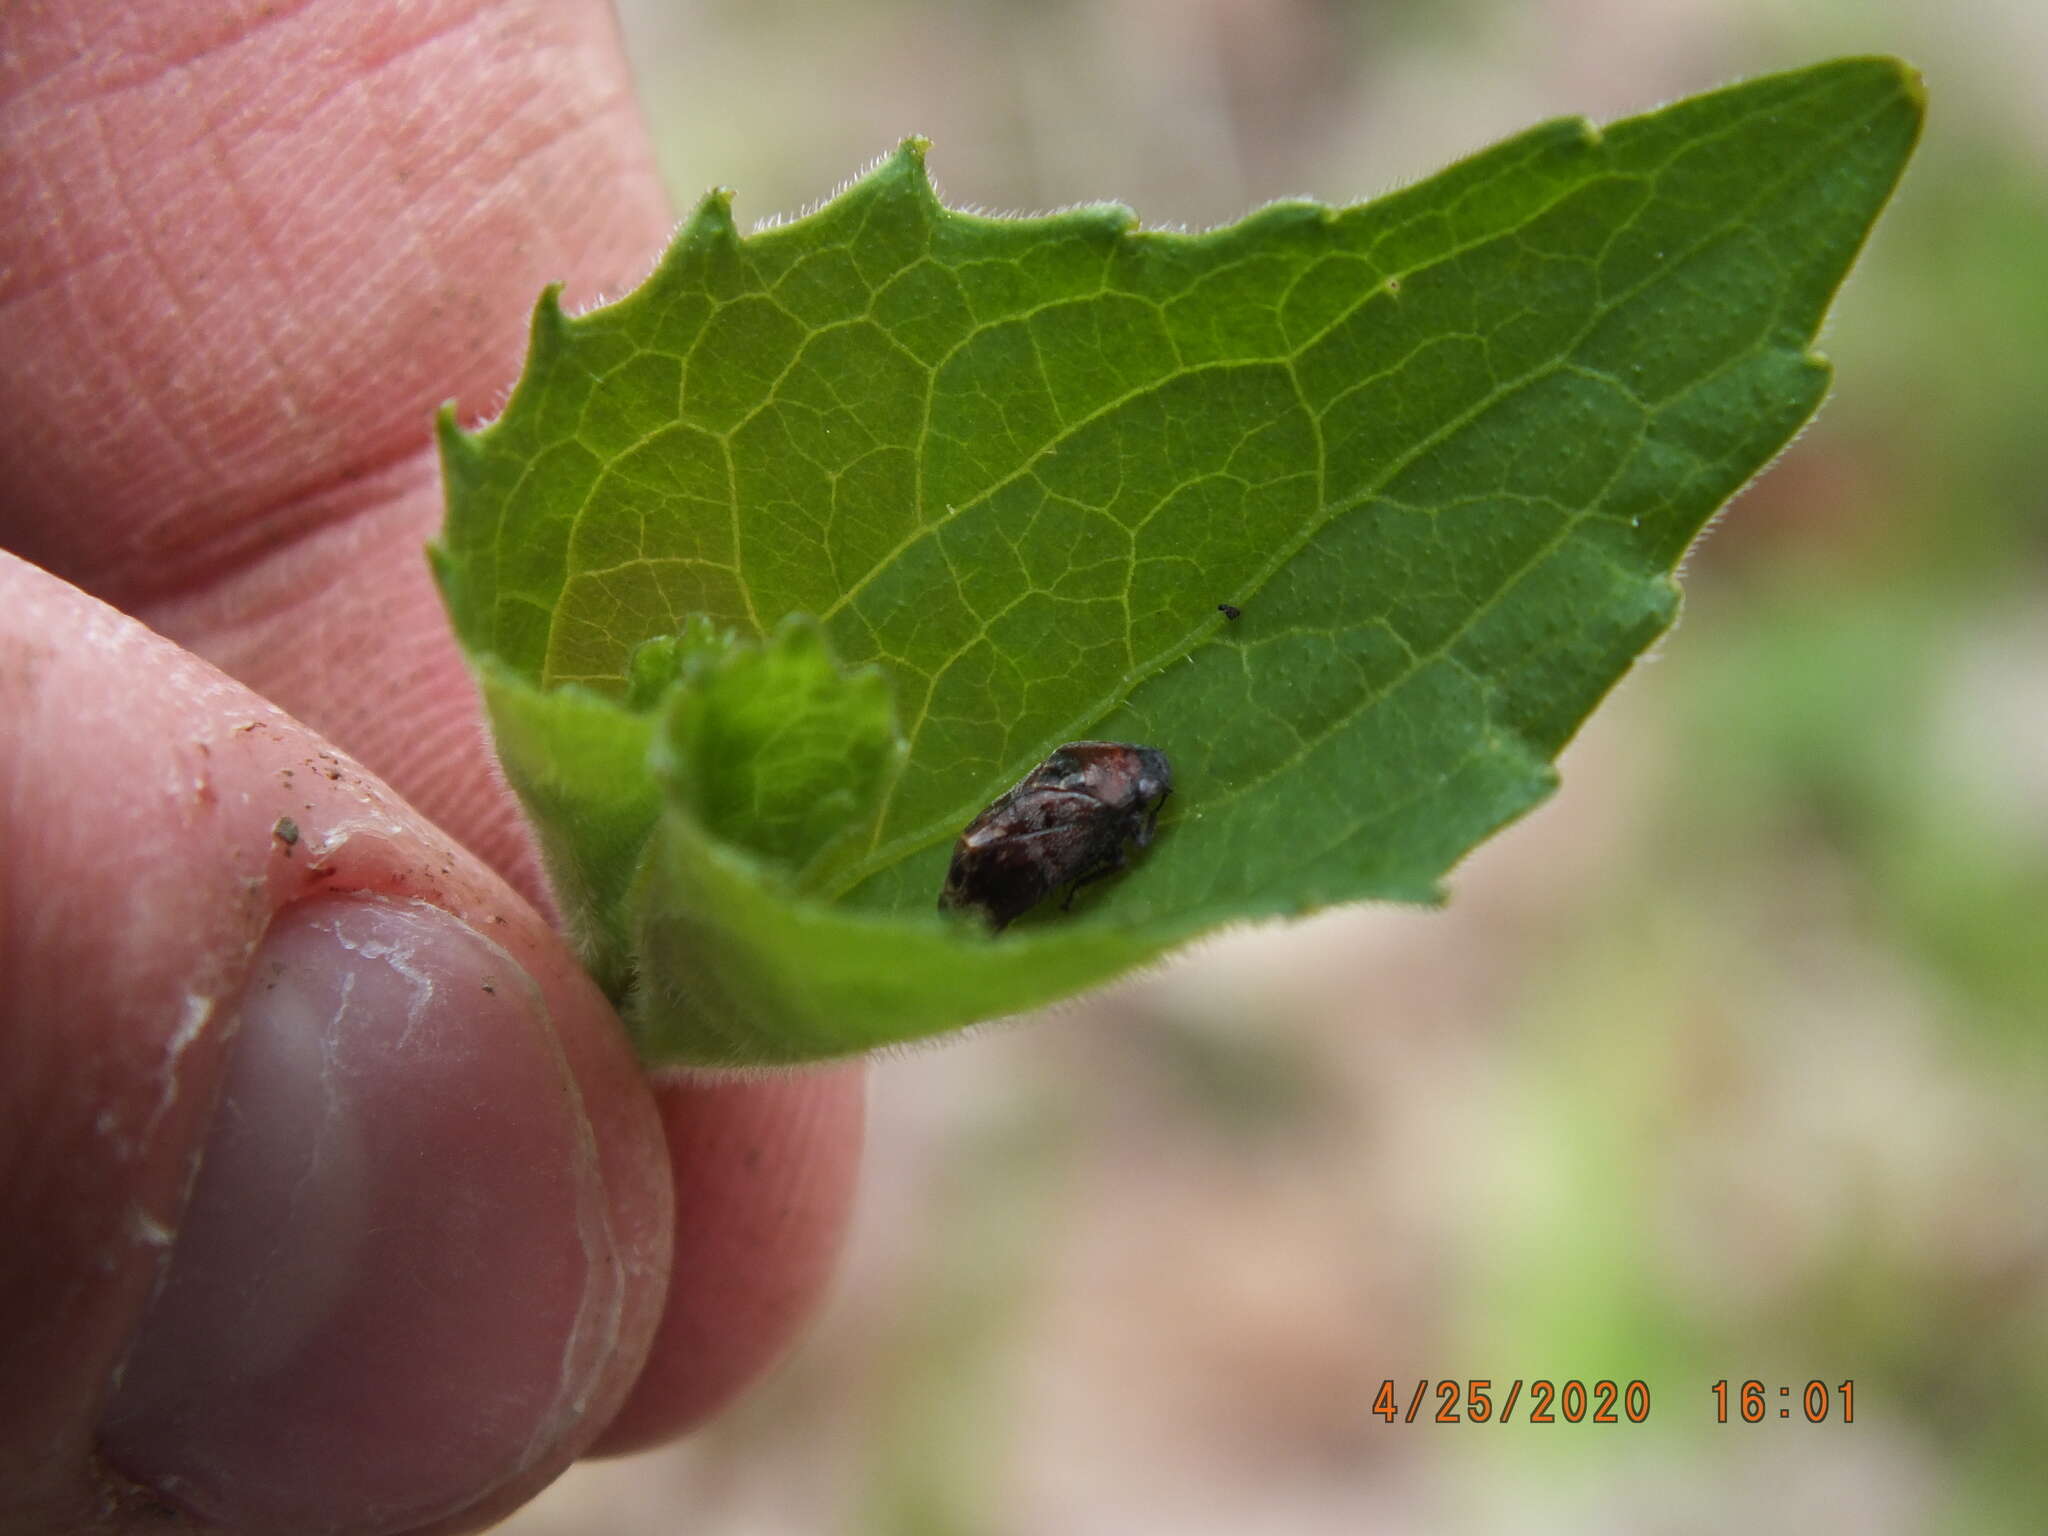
[1217,603,1241,621]
[273,816,299,849]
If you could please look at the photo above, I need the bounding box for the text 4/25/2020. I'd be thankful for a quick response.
[1372,1380,1858,1425]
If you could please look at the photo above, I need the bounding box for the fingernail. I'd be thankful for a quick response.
[100,896,622,1533]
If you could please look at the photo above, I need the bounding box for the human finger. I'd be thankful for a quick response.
[0,552,671,1534]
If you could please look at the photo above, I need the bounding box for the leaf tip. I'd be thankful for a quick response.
[768,609,829,651]
[432,399,473,459]
[529,282,571,360]
[1884,56,1929,118]
[424,537,459,599]
[878,136,942,212]
[433,400,486,513]
[684,185,740,247]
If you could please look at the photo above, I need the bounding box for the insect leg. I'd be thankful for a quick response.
[1137,786,1172,846]
[1059,846,1129,910]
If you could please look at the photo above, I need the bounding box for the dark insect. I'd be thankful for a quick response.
[1217,603,1241,621]
[938,741,1174,932]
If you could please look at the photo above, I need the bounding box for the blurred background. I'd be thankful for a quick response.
[509,1,2048,1530]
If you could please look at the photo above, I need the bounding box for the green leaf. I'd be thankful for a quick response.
[433,57,1922,1066]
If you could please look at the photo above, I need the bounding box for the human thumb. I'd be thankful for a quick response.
[0,552,671,1534]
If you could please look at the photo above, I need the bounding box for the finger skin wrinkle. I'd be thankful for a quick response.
[78,91,221,493]
[0,0,672,611]
[0,0,323,108]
